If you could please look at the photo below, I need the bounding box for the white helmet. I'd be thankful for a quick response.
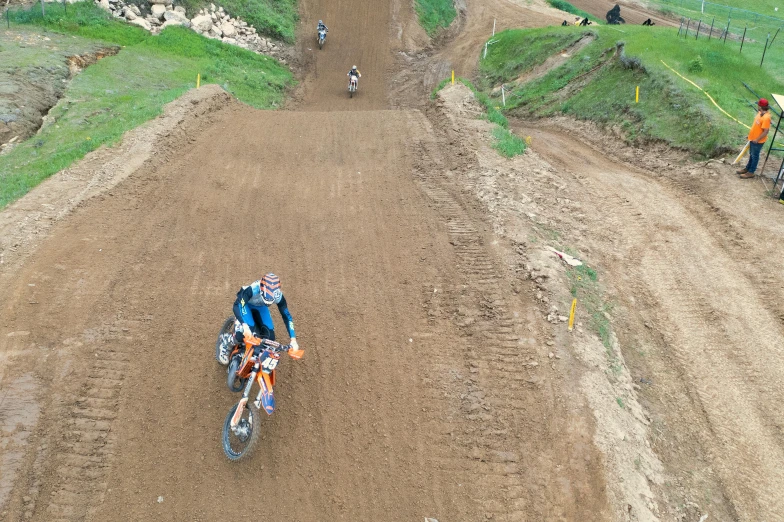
[319,19,323,24]
[352,65,357,70]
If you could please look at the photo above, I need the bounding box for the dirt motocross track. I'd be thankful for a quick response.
[2,0,784,520]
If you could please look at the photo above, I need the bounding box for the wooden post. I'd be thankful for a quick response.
[708,17,714,40]
[40,0,45,17]
[197,73,200,88]
[451,70,454,85]
[724,20,731,43]
[636,85,639,103]
[696,19,702,39]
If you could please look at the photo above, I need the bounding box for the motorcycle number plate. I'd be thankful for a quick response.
[261,355,279,374]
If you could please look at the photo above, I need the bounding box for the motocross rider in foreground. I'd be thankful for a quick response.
[348,65,361,86]
[317,19,328,33]
[217,273,298,365]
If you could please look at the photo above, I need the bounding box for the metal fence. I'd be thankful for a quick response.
[650,0,784,72]
[655,0,783,38]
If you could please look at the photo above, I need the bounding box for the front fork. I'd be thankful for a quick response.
[230,369,258,429]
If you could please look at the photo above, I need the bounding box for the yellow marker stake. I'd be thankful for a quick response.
[197,73,201,89]
[636,85,639,103]
[568,298,577,331]
[451,70,454,85]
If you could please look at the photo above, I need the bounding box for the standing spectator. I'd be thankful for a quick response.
[738,99,772,179]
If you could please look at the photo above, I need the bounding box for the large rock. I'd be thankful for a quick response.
[174,5,186,14]
[130,4,141,15]
[151,4,166,18]
[98,0,111,11]
[191,14,213,32]
[129,17,152,30]
[161,19,187,28]
[163,10,188,23]
[123,7,138,19]
[220,21,235,37]
[209,25,223,38]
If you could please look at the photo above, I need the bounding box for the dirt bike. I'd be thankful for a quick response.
[318,29,327,49]
[348,76,358,98]
[221,335,303,462]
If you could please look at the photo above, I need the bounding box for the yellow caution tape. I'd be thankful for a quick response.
[660,60,750,129]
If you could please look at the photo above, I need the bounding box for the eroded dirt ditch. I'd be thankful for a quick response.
[0,29,118,150]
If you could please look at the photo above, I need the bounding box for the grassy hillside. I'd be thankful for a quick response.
[178,0,298,42]
[0,3,292,209]
[479,25,784,157]
[415,0,457,36]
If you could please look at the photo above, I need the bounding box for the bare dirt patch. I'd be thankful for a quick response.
[567,0,678,26]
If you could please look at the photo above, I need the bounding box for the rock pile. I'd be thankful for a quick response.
[94,0,288,62]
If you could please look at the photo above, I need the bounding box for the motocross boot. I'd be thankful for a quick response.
[217,332,238,366]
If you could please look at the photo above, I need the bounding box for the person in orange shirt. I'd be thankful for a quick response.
[738,98,771,179]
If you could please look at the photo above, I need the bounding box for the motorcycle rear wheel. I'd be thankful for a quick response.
[215,316,235,364]
[222,402,262,462]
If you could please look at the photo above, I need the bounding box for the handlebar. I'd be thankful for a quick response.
[244,335,291,352]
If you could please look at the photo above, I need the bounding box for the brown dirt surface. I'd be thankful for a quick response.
[567,0,678,27]
[4,0,783,519]
[1,2,614,521]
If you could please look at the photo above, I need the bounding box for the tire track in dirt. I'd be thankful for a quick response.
[522,125,784,520]
[407,111,611,520]
[44,336,131,521]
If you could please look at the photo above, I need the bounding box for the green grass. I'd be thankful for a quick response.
[177,0,298,42]
[10,0,299,41]
[478,29,587,89]
[492,126,526,157]
[547,0,601,24]
[0,3,293,209]
[9,2,149,45]
[651,0,784,83]
[479,26,784,157]
[415,0,457,37]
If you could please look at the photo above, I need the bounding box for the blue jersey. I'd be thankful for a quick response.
[233,281,295,338]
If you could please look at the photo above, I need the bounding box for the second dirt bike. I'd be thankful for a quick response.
[221,334,303,462]
[348,76,358,98]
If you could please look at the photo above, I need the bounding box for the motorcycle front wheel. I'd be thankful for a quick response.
[222,402,262,462]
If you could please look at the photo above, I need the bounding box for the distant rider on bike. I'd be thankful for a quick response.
[217,273,298,365]
[317,19,328,33]
[348,65,361,86]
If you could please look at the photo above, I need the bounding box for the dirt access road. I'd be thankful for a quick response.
[516,121,784,521]
[0,1,611,521]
